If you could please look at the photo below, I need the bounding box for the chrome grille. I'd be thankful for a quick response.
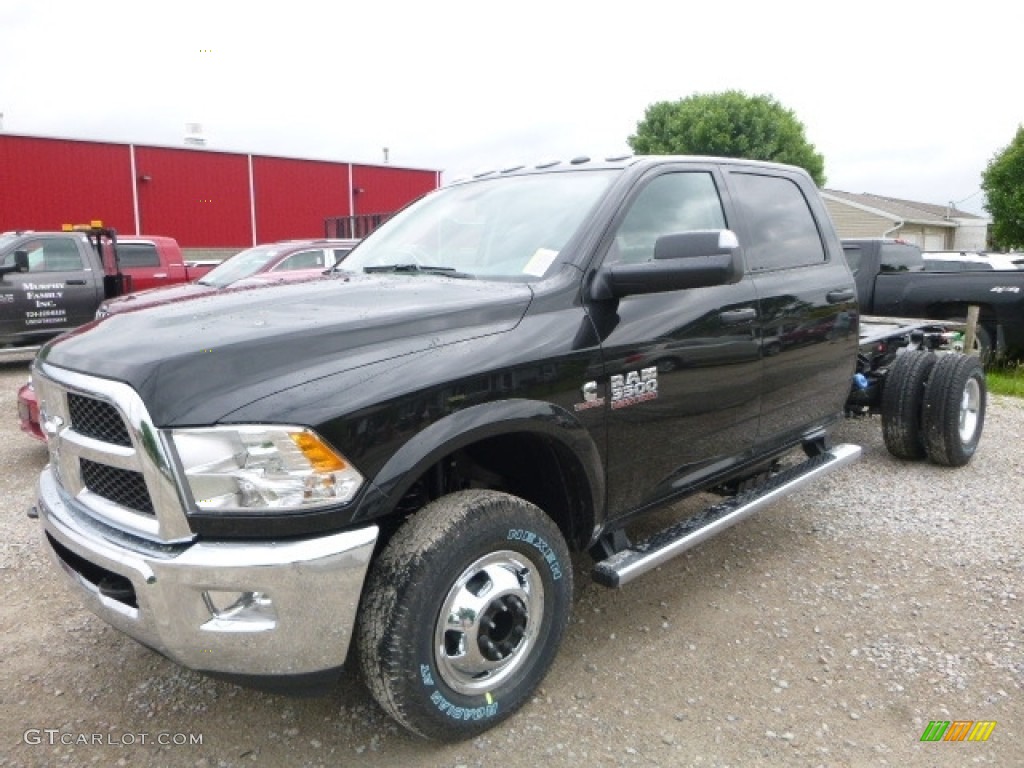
[80,459,156,515]
[33,363,194,544]
[68,393,132,446]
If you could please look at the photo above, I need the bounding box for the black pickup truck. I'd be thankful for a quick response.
[843,238,1024,359]
[30,156,986,741]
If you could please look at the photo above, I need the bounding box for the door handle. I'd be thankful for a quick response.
[153,273,168,279]
[827,288,855,304]
[66,279,87,285]
[719,308,757,324]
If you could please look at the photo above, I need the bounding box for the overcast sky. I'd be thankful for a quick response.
[1,0,1018,216]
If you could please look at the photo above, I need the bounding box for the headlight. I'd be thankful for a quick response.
[172,426,364,512]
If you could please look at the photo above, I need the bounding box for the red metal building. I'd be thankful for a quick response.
[0,133,440,249]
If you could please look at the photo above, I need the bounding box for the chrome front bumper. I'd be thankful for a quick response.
[38,468,378,677]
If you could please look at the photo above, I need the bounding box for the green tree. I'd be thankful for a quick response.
[981,125,1024,250]
[628,91,826,186]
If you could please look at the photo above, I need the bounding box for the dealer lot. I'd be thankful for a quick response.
[0,358,1019,767]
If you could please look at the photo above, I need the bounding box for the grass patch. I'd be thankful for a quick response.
[986,362,1024,398]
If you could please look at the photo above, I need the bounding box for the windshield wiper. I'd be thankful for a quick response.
[363,264,470,278]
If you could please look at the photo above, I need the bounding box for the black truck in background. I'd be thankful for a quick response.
[30,156,986,742]
[843,238,1024,360]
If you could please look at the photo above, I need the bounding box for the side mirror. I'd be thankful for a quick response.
[591,229,744,300]
[0,250,30,277]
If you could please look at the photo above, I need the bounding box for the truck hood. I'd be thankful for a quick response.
[100,282,215,314]
[39,274,533,425]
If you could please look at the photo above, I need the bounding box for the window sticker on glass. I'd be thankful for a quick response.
[522,248,559,277]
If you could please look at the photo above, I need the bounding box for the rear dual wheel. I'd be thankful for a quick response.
[881,351,986,466]
[922,354,986,466]
[881,351,936,459]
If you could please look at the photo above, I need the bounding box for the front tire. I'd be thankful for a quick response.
[357,490,572,741]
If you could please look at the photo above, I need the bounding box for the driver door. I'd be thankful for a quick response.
[589,167,763,517]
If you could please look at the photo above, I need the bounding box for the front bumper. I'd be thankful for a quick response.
[37,468,378,677]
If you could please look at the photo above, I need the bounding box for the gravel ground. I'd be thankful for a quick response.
[0,356,1020,767]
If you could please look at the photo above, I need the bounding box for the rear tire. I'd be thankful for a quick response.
[357,490,572,741]
[922,354,986,467]
[881,351,936,460]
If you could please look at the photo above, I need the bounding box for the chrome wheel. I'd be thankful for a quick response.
[959,377,982,443]
[434,551,544,695]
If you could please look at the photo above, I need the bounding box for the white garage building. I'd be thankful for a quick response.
[823,190,989,251]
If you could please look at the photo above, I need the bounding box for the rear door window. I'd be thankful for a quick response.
[729,173,826,271]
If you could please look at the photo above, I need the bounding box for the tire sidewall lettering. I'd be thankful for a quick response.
[428,690,499,721]
[419,651,503,723]
[507,528,564,580]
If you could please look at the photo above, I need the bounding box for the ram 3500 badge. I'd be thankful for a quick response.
[31,155,985,742]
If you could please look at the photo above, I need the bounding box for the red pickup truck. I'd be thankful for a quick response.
[94,238,358,317]
[105,235,213,291]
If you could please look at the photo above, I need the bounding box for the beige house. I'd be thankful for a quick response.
[822,190,989,251]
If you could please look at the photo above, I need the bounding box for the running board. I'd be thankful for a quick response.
[592,443,862,588]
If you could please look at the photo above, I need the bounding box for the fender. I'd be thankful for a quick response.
[353,398,606,543]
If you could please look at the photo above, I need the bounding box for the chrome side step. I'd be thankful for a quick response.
[592,443,862,588]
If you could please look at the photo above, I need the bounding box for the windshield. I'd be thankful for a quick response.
[342,171,616,280]
[199,245,286,287]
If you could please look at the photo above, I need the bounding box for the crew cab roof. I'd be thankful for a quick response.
[447,154,811,186]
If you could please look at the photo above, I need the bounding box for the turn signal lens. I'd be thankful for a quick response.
[289,431,346,472]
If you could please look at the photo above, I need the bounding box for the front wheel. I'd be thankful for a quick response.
[357,490,572,741]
